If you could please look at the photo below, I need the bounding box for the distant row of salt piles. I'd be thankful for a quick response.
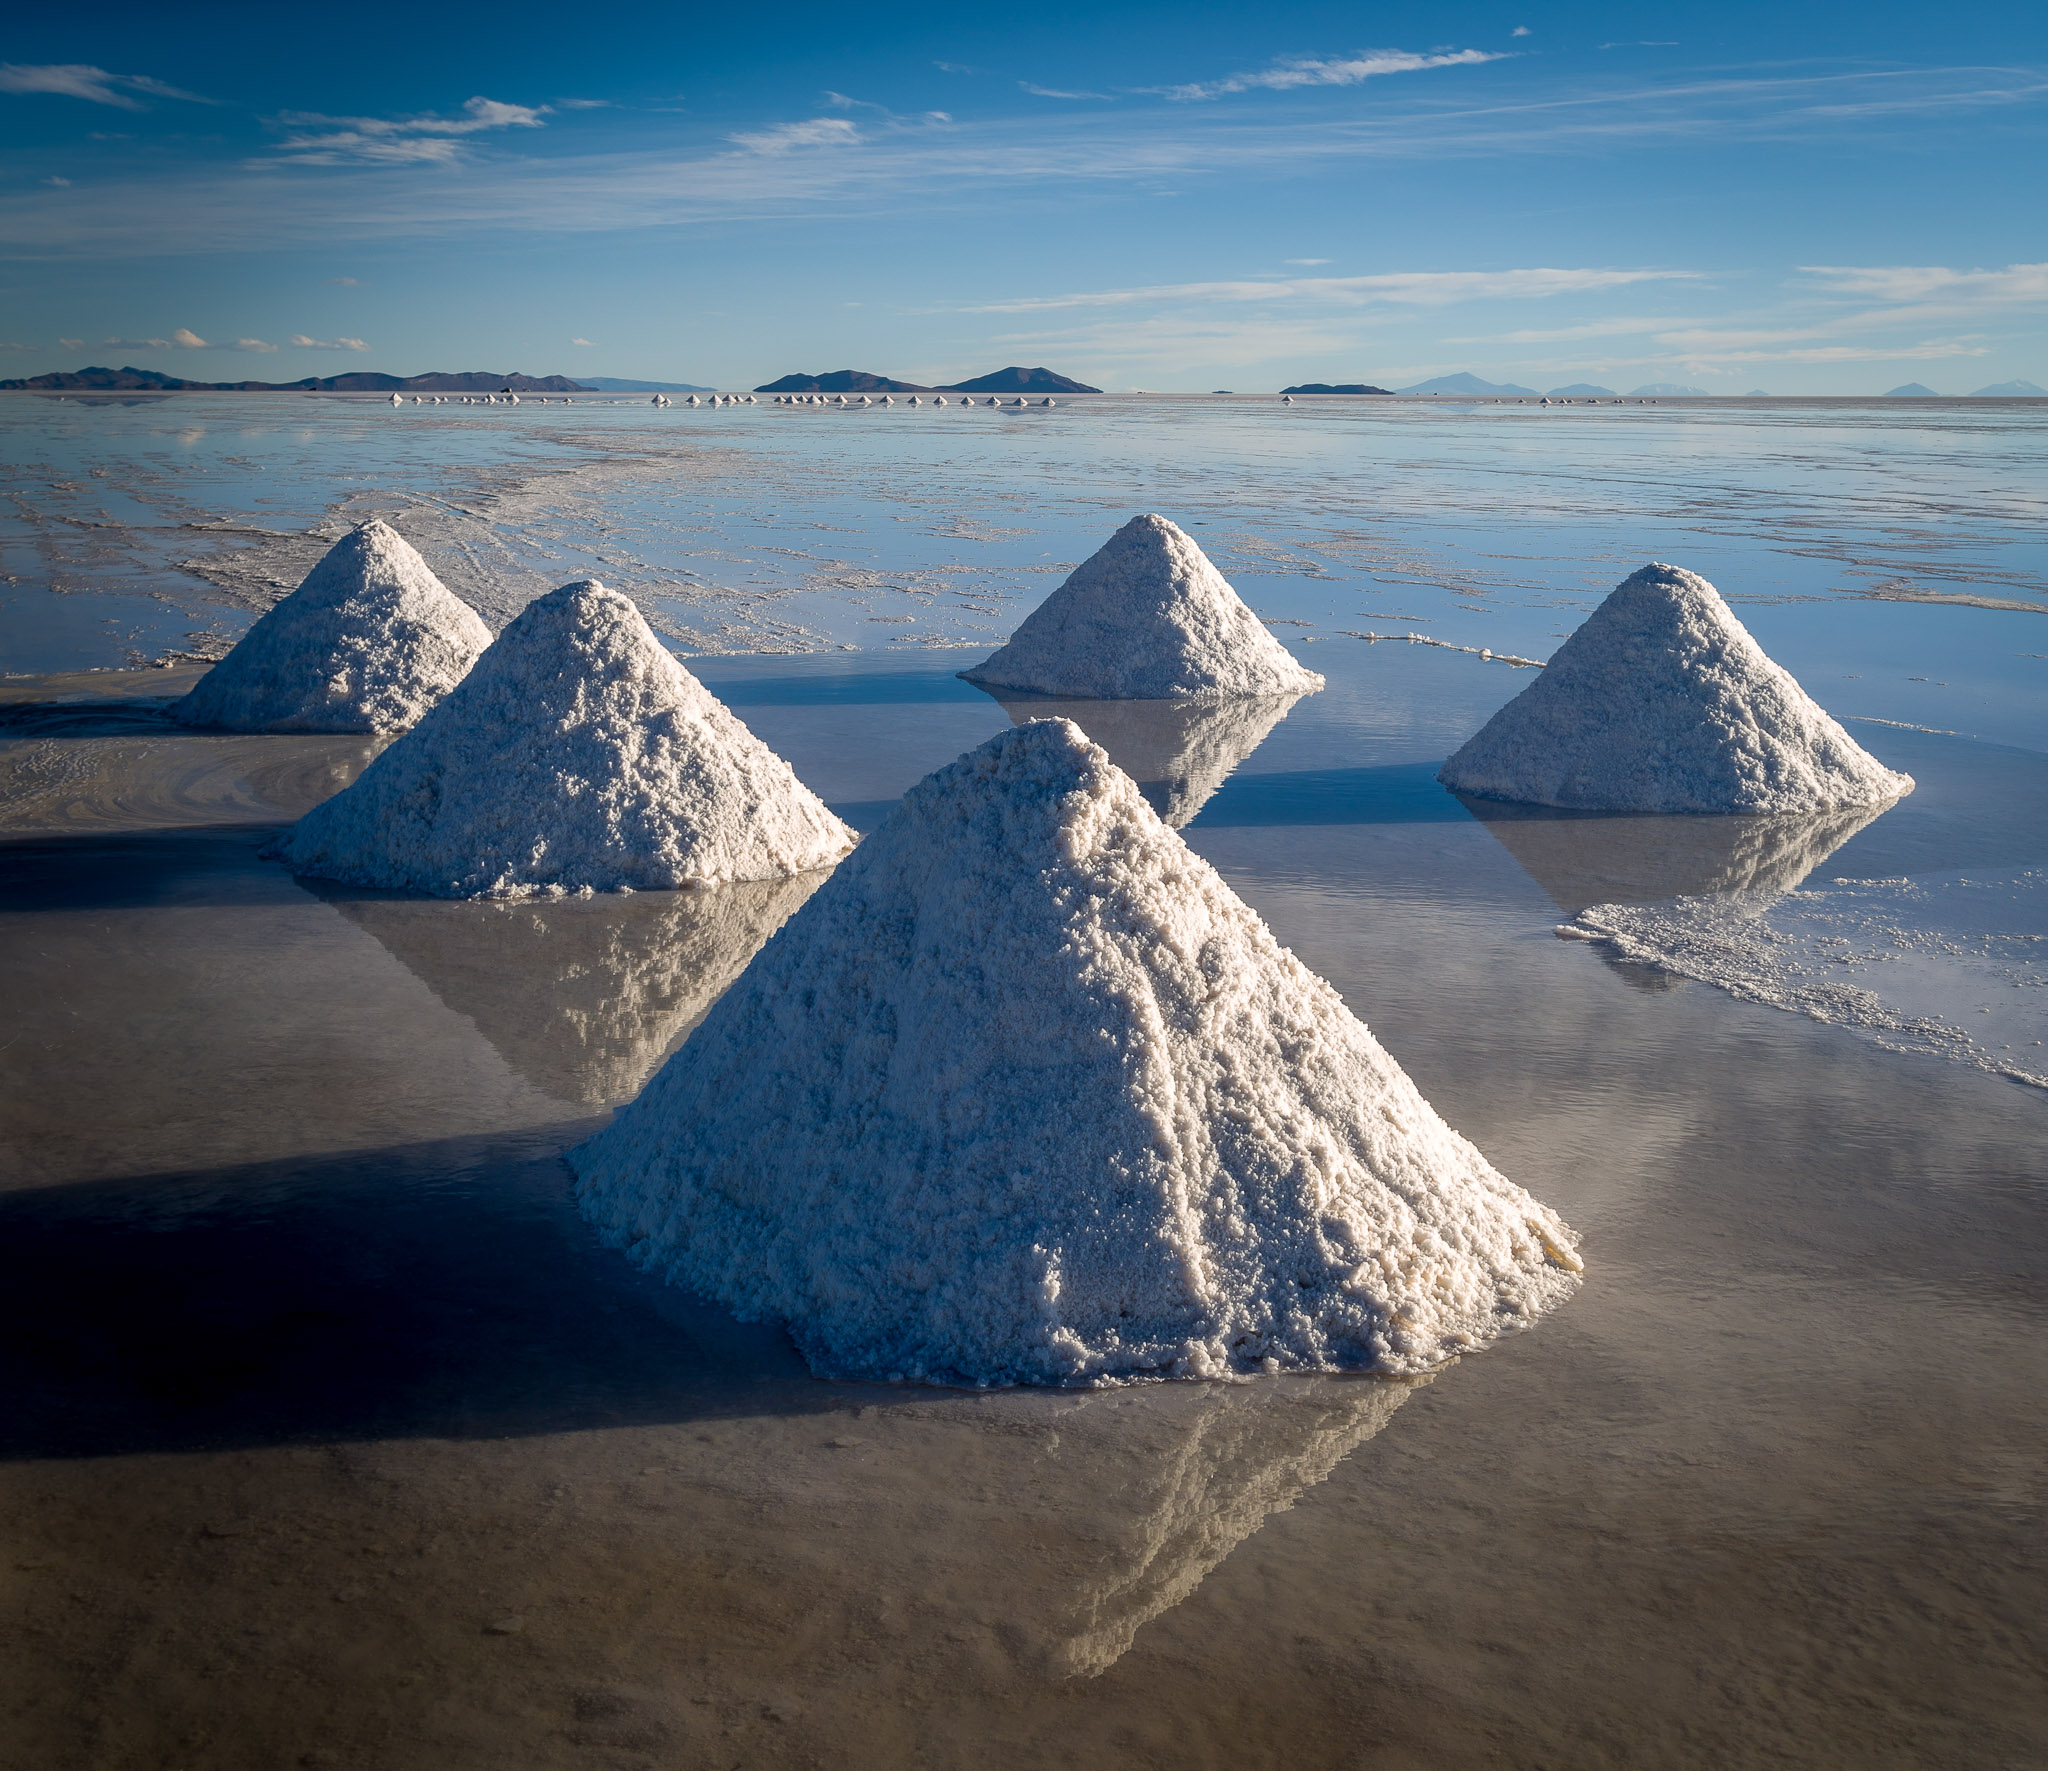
[175,508,1910,1390]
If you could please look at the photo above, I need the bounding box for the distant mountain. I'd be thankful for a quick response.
[574,376,715,393]
[0,364,588,393]
[1884,382,1939,397]
[1970,379,2047,397]
[1280,382,1394,395]
[755,369,931,393]
[1397,372,1540,397]
[1745,389,1770,396]
[940,366,1100,393]
[1626,382,1711,396]
[1545,383,1617,397]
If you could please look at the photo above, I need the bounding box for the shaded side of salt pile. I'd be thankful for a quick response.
[573,719,1580,1387]
[270,580,854,898]
[173,520,491,734]
[961,514,1326,699]
[1439,563,1914,813]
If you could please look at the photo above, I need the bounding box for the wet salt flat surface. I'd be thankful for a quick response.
[2,400,2046,1768]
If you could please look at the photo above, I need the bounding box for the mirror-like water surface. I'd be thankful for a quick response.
[2,398,2044,1770]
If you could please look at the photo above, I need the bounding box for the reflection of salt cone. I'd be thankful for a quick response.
[314,875,825,1106]
[1461,796,1890,917]
[982,691,1302,826]
[1044,1374,1420,1676]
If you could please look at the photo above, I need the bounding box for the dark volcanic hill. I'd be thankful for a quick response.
[755,369,932,393]
[939,366,1099,393]
[0,364,589,393]
[1280,382,1393,395]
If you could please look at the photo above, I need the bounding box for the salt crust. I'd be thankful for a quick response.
[1439,562,1915,813]
[173,520,491,734]
[270,580,854,898]
[962,514,1326,700]
[573,719,1581,1387]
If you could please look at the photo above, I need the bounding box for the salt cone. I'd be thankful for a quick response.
[270,580,854,898]
[572,719,1579,1387]
[961,514,1325,699]
[1439,563,1914,813]
[173,520,491,734]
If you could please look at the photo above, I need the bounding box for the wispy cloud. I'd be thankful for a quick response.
[726,116,860,154]
[1284,257,1331,265]
[1797,261,2048,307]
[1020,83,1110,100]
[327,276,362,286]
[289,333,371,351]
[966,267,1698,314]
[572,336,596,346]
[1165,48,1505,102]
[0,63,210,110]
[230,337,277,353]
[266,96,549,167]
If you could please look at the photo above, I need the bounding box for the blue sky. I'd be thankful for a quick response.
[1,1,2042,392]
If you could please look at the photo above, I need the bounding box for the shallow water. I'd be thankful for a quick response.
[2,399,2045,1768]
[3,630,2044,1770]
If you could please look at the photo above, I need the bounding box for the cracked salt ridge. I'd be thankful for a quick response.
[1570,868,2048,1089]
[1339,631,1546,669]
[572,719,1581,1389]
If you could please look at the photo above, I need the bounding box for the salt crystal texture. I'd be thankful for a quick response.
[1438,563,1914,813]
[572,719,1580,1386]
[173,520,491,734]
[961,515,1326,700]
[270,579,854,898]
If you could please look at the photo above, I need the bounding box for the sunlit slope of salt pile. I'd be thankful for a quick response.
[962,514,1325,699]
[271,580,854,898]
[173,521,491,734]
[1439,563,1913,813]
[573,719,1580,1387]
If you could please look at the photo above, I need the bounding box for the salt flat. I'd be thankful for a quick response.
[1,395,2043,1769]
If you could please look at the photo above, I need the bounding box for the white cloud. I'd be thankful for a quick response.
[1020,83,1110,100]
[105,335,172,349]
[1797,261,2048,307]
[966,266,1698,314]
[59,337,82,349]
[327,276,363,286]
[170,327,207,348]
[726,117,860,154]
[0,63,209,110]
[572,336,596,346]
[43,175,70,187]
[230,337,277,353]
[289,333,371,351]
[1166,48,1504,102]
[1284,257,1330,265]
[1513,26,1532,37]
[266,96,549,167]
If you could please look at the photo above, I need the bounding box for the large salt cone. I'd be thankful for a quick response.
[269,580,855,898]
[961,514,1326,700]
[173,520,491,734]
[573,718,1579,1387]
[1439,563,1914,814]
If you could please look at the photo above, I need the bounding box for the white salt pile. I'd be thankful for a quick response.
[269,579,854,898]
[962,515,1326,700]
[572,719,1580,1387]
[172,520,491,734]
[1439,562,1914,813]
